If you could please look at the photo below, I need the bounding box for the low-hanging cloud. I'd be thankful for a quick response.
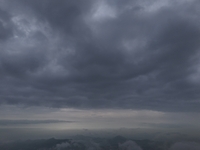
[169,142,200,150]
[0,119,75,126]
[119,140,143,150]
[0,0,200,112]
[55,142,71,150]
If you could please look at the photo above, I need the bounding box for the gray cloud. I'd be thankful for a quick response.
[0,8,13,40]
[119,140,142,150]
[0,0,200,112]
[169,142,200,150]
[0,119,74,126]
[55,142,71,150]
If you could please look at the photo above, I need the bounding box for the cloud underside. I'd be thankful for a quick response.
[0,0,200,112]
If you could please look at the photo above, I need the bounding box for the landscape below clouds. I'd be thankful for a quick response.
[1,135,200,150]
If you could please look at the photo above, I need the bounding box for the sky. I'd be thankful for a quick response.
[0,0,200,141]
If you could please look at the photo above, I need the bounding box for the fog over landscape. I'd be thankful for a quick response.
[0,0,200,149]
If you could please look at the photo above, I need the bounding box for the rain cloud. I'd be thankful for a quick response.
[0,0,200,112]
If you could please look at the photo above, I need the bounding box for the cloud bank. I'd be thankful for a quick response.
[0,119,74,126]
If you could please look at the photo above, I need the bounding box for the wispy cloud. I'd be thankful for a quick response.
[0,119,75,126]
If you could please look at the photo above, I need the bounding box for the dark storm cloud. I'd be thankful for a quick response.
[0,0,200,112]
[0,8,13,40]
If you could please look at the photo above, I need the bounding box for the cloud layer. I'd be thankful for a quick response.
[0,0,200,112]
[0,119,74,126]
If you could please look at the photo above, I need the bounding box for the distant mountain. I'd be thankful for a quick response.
[0,138,69,150]
[0,136,192,150]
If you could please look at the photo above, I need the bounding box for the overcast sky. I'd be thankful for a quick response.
[0,0,200,140]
